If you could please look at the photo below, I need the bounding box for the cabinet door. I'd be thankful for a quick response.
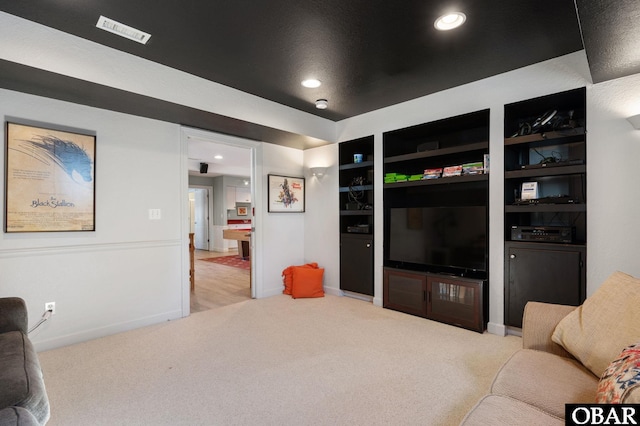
[383,269,426,317]
[427,277,484,332]
[340,234,373,295]
[506,244,584,328]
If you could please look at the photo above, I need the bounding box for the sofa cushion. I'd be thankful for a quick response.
[596,342,640,403]
[460,395,563,426]
[0,407,39,426]
[551,271,640,377]
[491,349,597,419]
[0,332,49,425]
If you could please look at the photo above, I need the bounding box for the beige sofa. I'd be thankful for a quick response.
[462,271,640,425]
[461,301,596,425]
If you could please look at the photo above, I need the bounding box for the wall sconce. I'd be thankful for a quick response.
[309,167,327,177]
[628,114,640,129]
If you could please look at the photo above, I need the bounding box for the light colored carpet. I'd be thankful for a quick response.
[39,295,521,425]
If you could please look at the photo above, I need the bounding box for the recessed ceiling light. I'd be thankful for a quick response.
[214,155,223,160]
[434,12,466,31]
[96,15,151,44]
[315,99,328,109]
[302,79,322,88]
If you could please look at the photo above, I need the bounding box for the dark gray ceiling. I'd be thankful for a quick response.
[0,1,638,148]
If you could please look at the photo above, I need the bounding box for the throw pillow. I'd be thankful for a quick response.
[282,263,318,295]
[291,267,324,299]
[596,342,640,403]
[551,271,640,377]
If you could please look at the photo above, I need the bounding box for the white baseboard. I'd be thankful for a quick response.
[487,322,507,336]
[324,286,342,297]
[33,309,183,352]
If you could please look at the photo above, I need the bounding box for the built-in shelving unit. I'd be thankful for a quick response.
[503,87,587,328]
[339,136,374,296]
[382,110,490,331]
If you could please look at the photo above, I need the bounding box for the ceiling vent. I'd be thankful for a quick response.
[96,15,151,44]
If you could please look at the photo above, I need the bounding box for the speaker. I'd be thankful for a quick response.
[199,162,208,174]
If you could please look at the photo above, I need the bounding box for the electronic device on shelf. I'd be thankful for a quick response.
[513,195,577,205]
[520,159,584,170]
[347,224,370,233]
[511,225,575,243]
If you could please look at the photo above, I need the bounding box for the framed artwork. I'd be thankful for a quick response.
[237,206,248,216]
[267,174,305,212]
[4,121,96,232]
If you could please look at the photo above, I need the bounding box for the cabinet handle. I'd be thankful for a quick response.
[510,254,516,259]
[366,243,371,248]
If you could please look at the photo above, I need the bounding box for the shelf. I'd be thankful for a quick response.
[504,127,585,146]
[339,160,373,171]
[384,173,487,188]
[384,141,488,164]
[505,164,585,179]
[340,210,373,216]
[506,240,586,250]
[339,184,373,192]
[505,203,586,213]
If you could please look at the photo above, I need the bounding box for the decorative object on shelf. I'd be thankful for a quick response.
[5,121,96,232]
[520,182,539,200]
[237,206,248,216]
[267,174,305,212]
[348,176,368,209]
[353,153,363,163]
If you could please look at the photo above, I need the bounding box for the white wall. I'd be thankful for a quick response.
[0,89,184,350]
[303,144,340,294]
[0,89,310,350]
[259,143,307,297]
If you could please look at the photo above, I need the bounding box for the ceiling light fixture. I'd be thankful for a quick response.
[315,99,328,110]
[434,12,466,31]
[302,79,322,88]
[214,155,223,159]
[96,15,151,44]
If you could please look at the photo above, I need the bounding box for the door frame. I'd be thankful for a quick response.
[180,126,262,317]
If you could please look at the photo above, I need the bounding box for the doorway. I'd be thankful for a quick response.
[182,127,260,316]
[189,187,210,251]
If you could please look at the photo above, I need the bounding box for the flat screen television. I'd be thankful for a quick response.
[386,206,487,276]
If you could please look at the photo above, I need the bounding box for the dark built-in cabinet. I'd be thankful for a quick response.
[383,268,488,333]
[382,110,490,331]
[339,136,374,296]
[504,87,587,327]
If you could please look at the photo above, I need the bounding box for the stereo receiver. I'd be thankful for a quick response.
[511,225,574,243]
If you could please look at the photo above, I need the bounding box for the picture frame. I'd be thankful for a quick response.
[4,121,96,232]
[267,174,305,212]
[237,206,248,216]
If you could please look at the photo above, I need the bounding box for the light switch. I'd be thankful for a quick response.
[148,209,162,220]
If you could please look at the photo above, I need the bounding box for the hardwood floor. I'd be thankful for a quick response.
[190,249,251,314]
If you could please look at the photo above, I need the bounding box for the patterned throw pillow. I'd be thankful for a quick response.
[596,342,640,403]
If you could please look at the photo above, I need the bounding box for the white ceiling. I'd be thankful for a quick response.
[187,138,251,178]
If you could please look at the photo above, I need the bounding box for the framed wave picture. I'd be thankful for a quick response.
[267,174,305,212]
[4,121,96,232]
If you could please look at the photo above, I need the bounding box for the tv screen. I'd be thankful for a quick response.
[387,206,487,273]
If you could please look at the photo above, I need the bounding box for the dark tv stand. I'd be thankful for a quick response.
[383,268,488,333]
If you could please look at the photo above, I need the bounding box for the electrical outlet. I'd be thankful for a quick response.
[45,302,56,315]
